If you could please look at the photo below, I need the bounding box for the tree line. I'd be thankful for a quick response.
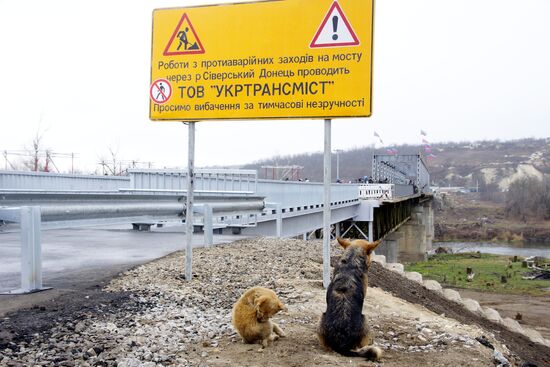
[506,177,550,220]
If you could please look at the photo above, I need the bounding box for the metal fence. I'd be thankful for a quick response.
[0,170,129,191]
[256,180,359,209]
[129,169,257,194]
[358,184,415,200]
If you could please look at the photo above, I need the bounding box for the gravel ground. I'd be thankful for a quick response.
[1,238,546,366]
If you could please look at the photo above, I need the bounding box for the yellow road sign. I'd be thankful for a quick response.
[150,0,373,121]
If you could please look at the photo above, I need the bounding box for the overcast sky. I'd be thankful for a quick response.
[0,0,549,173]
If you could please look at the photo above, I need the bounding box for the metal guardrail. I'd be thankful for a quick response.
[0,191,265,229]
[0,191,265,294]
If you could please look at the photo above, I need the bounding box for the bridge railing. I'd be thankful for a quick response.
[358,183,415,200]
[0,170,128,191]
[358,184,394,199]
[0,169,259,194]
[129,169,257,194]
[257,180,359,209]
[395,184,415,197]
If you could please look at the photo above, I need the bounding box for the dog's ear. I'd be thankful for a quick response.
[337,237,351,249]
[364,239,382,255]
[356,239,382,255]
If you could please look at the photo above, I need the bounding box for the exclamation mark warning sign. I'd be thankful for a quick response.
[310,1,359,48]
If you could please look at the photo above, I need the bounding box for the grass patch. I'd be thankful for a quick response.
[405,253,550,296]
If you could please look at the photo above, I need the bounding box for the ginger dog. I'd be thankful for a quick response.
[318,237,382,361]
[231,286,287,348]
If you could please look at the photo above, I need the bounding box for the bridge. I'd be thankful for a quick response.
[0,154,433,293]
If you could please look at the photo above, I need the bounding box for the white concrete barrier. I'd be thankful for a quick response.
[423,279,443,293]
[404,271,423,284]
[442,289,461,303]
[461,298,482,314]
[385,263,404,273]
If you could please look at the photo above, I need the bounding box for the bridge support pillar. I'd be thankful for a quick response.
[275,203,282,238]
[203,204,213,247]
[378,233,400,263]
[391,201,434,263]
[368,221,374,242]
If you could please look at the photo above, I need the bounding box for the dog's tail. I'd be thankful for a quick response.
[347,346,383,361]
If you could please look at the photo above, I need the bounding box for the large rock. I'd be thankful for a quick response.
[461,298,482,314]
[385,263,404,273]
[442,289,461,303]
[423,279,443,293]
[482,307,503,324]
[371,254,386,265]
[405,271,423,284]
[523,328,546,345]
[502,317,523,334]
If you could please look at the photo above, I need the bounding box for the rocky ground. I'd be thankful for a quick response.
[1,238,548,366]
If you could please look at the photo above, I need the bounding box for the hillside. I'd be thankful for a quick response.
[241,138,550,189]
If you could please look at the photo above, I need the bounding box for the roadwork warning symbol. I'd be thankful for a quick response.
[310,1,359,48]
[150,79,172,104]
[163,13,205,56]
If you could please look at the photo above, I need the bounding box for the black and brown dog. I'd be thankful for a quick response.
[318,237,382,361]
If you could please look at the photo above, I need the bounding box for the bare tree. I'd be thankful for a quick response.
[19,128,49,171]
[506,177,550,220]
[98,145,123,175]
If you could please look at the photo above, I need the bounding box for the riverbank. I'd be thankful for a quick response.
[434,192,550,243]
[406,253,550,296]
[406,253,550,340]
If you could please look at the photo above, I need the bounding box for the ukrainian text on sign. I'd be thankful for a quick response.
[150,0,373,120]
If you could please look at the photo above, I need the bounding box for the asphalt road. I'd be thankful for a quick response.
[0,224,252,315]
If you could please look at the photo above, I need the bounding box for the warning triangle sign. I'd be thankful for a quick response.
[310,1,360,48]
[163,13,205,56]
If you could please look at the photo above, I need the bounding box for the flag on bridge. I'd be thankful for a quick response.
[420,129,427,136]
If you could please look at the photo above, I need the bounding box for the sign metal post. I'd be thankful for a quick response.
[323,119,332,288]
[185,122,195,281]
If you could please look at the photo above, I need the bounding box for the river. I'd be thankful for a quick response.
[436,241,550,258]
